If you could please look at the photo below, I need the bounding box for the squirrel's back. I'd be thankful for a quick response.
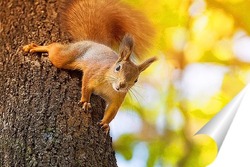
[60,0,154,56]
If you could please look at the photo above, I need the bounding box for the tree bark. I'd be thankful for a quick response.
[0,0,117,166]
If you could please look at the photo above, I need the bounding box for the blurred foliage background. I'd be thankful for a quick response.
[110,0,250,167]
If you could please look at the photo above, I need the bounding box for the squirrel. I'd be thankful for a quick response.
[23,0,156,133]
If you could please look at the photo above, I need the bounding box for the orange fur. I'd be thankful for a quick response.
[46,43,83,69]
[60,0,154,57]
[23,1,156,134]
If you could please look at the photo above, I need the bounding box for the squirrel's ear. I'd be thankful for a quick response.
[138,57,157,72]
[119,34,134,61]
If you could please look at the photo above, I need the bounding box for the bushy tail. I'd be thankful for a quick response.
[60,0,154,57]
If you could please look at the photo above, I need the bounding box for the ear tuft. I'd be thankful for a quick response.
[138,57,157,72]
[119,34,134,61]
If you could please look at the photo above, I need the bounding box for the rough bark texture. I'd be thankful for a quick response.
[0,0,117,166]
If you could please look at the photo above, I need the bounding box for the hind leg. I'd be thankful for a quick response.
[23,43,50,53]
[23,42,83,70]
[23,43,68,69]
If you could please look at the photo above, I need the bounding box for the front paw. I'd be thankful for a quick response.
[23,43,38,52]
[78,101,91,112]
[99,121,110,134]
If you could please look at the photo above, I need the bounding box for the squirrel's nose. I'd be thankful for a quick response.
[118,82,126,89]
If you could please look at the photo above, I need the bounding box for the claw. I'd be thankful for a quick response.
[23,43,38,52]
[99,121,110,135]
[79,101,91,112]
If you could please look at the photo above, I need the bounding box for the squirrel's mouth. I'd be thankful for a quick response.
[112,84,128,93]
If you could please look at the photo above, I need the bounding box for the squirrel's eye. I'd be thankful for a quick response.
[134,79,138,83]
[115,65,121,72]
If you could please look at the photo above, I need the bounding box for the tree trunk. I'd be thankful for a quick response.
[0,0,117,166]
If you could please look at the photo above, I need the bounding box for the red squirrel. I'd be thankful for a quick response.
[23,0,156,133]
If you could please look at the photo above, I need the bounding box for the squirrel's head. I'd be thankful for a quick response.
[109,34,156,93]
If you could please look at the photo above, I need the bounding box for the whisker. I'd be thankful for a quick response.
[105,75,117,82]
[127,91,134,104]
[129,88,142,106]
[104,77,115,82]
[89,74,116,84]
[131,86,145,100]
[132,83,144,90]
